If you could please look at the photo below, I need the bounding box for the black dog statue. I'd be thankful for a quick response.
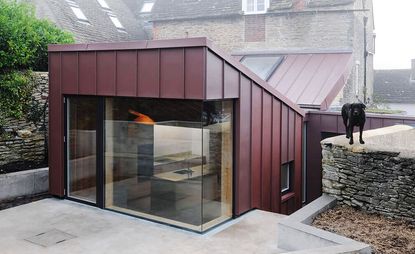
[341,103,366,145]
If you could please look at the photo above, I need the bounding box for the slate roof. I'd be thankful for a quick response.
[28,0,148,43]
[151,0,355,21]
[374,69,415,104]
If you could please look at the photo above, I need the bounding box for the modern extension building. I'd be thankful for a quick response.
[48,38,305,232]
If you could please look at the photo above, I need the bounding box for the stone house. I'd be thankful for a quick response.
[149,0,375,107]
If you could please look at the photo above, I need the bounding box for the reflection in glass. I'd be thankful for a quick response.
[67,97,98,203]
[105,98,204,231]
[202,101,233,231]
[104,98,233,232]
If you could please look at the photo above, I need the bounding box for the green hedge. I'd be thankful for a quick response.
[0,0,74,120]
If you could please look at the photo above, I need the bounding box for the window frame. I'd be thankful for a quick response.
[242,0,270,15]
[281,162,293,194]
[140,2,155,13]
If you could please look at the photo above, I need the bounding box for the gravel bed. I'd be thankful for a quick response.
[312,205,415,254]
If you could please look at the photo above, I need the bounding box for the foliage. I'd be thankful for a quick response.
[0,0,73,121]
[27,93,47,127]
[0,71,34,119]
[0,0,74,72]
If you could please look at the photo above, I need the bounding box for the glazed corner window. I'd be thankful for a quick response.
[242,0,270,14]
[240,55,284,81]
[281,162,292,193]
[141,2,155,13]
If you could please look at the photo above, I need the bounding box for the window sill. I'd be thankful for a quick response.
[243,11,267,15]
[281,192,295,202]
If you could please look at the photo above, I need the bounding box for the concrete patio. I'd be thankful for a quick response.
[0,198,286,254]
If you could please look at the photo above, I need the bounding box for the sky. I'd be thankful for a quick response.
[373,0,415,70]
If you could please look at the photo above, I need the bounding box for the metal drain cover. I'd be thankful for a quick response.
[24,229,76,247]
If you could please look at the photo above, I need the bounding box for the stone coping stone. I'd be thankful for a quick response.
[321,125,415,158]
[278,194,371,253]
[0,167,49,201]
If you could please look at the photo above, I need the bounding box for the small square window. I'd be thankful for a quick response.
[141,2,155,13]
[281,162,292,193]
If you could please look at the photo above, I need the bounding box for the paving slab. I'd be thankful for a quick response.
[0,198,286,254]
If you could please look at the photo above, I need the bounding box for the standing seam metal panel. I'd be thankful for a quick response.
[235,75,252,214]
[261,91,272,211]
[78,52,96,95]
[49,52,64,196]
[271,99,282,212]
[116,50,137,97]
[250,85,262,208]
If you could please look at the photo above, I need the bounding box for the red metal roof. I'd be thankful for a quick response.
[267,53,353,110]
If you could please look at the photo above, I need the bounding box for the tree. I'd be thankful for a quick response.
[0,0,74,119]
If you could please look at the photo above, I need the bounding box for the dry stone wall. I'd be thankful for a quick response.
[321,128,415,222]
[0,72,48,173]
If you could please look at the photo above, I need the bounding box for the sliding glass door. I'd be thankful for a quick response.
[66,97,99,203]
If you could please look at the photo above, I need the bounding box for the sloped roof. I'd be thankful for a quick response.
[374,69,415,104]
[151,0,355,21]
[28,0,148,43]
[237,52,353,110]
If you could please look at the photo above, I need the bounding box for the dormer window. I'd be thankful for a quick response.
[242,0,270,14]
[141,1,155,13]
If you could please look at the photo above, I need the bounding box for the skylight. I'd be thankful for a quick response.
[141,2,154,13]
[66,0,89,23]
[70,7,88,21]
[96,0,110,9]
[109,15,124,30]
[240,55,284,81]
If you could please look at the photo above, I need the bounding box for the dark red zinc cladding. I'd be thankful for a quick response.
[48,37,305,215]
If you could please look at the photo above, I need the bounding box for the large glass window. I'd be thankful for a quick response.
[202,101,233,231]
[67,97,98,203]
[103,98,233,232]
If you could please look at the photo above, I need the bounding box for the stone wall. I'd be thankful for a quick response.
[0,72,48,173]
[321,125,415,222]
